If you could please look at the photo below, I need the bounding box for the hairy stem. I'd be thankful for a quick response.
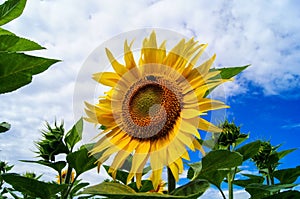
[228,170,234,199]
[167,167,176,193]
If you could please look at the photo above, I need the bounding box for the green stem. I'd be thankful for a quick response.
[62,166,73,199]
[64,175,79,198]
[167,167,176,193]
[228,170,234,199]
[59,170,62,185]
[64,166,72,184]
[268,166,274,185]
[266,174,270,185]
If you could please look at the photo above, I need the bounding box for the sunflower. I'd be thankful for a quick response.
[85,31,229,189]
[56,169,75,184]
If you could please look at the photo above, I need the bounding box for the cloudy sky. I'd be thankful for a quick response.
[1,0,300,198]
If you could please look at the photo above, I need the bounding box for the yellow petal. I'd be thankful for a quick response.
[163,39,185,67]
[182,44,208,77]
[151,168,163,190]
[197,54,216,75]
[180,120,200,139]
[181,150,190,161]
[181,108,202,119]
[193,139,206,156]
[175,158,184,173]
[198,100,229,112]
[198,118,222,133]
[168,162,179,181]
[92,72,119,87]
[167,145,181,166]
[127,141,150,184]
[176,132,195,151]
[142,31,158,64]
[124,40,137,70]
[135,173,143,188]
[105,48,128,76]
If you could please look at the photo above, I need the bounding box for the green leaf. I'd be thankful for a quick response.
[274,166,300,184]
[70,181,89,197]
[0,27,13,35]
[0,52,60,94]
[64,118,83,151]
[66,147,97,176]
[236,140,261,161]
[20,160,66,173]
[0,34,44,52]
[201,150,243,173]
[235,133,249,146]
[82,181,207,199]
[204,65,249,97]
[188,150,242,189]
[1,173,67,199]
[232,174,264,188]
[170,179,209,198]
[0,121,10,133]
[277,148,297,160]
[198,169,229,189]
[103,165,129,185]
[187,162,202,180]
[262,190,300,199]
[128,180,154,193]
[81,182,136,198]
[0,0,26,26]
[216,65,250,79]
[245,183,297,199]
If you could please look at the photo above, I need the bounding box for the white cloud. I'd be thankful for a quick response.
[0,0,299,192]
[201,187,250,199]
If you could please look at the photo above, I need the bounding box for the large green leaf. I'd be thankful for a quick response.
[64,118,83,151]
[65,118,83,151]
[0,34,44,52]
[0,52,60,94]
[273,166,300,184]
[236,140,261,161]
[187,150,243,178]
[187,150,242,190]
[232,174,264,188]
[245,183,297,199]
[204,65,249,97]
[82,181,208,199]
[128,180,154,193]
[20,160,66,173]
[198,169,229,189]
[217,65,249,79]
[1,173,67,199]
[0,27,13,35]
[170,179,209,198]
[187,162,202,180]
[66,147,97,176]
[201,150,243,173]
[262,190,300,199]
[0,121,10,133]
[0,0,26,26]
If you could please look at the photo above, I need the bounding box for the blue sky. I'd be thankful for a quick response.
[1,0,300,198]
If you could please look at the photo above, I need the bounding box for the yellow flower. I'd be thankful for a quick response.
[85,31,229,189]
[56,169,75,184]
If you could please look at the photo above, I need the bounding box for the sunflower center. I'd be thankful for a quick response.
[130,85,163,118]
[121,75,183,140]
